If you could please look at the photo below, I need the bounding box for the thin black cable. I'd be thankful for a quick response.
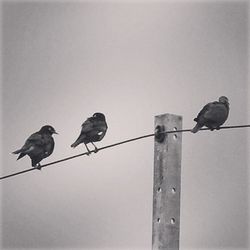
[162,124,250,134]
[0,133,155,180]
[1,124,250,181]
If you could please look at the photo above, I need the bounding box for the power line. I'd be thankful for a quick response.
[1,124,250,181]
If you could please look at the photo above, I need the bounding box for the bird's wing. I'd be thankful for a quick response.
[81,118,95,133]
[17,133,43,153]
[194,102,214,122]
[203,102,223,121]
[27,133,43,143]
[25,133,44,147]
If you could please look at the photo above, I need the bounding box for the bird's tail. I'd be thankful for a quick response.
[12,149,26,160]
[191,123,201,133]
[12,149,22,155]
[71,140,81,148]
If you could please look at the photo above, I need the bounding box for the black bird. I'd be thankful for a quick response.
[191,96,229,133]
[71,113,108,155]
[12,125,58,169]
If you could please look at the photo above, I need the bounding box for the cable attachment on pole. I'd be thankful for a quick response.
[155,125,166,143]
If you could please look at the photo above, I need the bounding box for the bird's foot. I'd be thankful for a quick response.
[91,142,99,153]
[216,127,221,130]
[35,163,42,170]
[84,144,91,156]
[86,150,92,156]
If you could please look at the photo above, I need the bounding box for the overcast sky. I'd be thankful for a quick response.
[1,1,249,249]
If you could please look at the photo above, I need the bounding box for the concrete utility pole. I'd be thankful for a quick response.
[152,114,182,250]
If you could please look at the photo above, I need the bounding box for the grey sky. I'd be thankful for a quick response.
[1,1,249,249]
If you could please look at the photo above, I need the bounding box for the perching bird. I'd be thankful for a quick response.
[12,125,58,169]
[71,112,108,155]
[191,96,229,133]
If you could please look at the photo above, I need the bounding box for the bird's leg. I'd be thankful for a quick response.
[84,144,91,156]
[216,126,221,130]
[91,142,99,153]
[35,163,42,170]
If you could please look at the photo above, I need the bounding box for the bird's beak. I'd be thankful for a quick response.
[54,131,59,135]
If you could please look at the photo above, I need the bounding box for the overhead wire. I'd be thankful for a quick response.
[1,124,249,181]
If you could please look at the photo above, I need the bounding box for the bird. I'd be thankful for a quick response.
[191,96,229,133]
[71,112,108,155]
[12,125,58,170]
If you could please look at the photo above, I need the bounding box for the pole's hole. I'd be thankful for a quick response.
[171,187,176,194]
[157,187,162,193]
[170,218,175,224]
[157,218,161,223]
[173,134,177,140]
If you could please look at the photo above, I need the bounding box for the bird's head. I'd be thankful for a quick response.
[93,113,106,121]
[40,125,58,135]
[219,96,229,105]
